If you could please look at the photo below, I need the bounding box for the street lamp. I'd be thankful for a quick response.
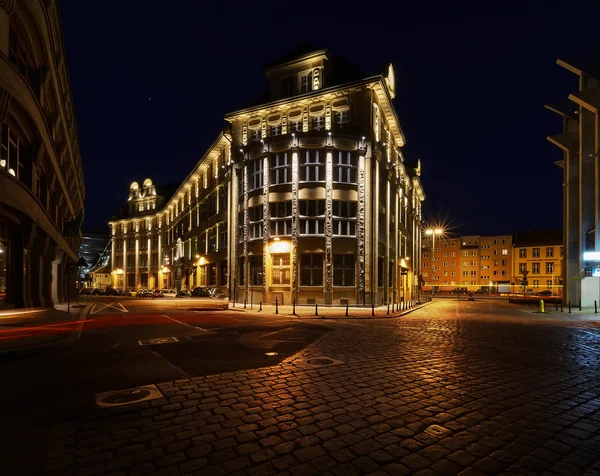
[425,228,443,296]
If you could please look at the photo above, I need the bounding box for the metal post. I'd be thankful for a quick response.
[244,299,246,309]
[345,302,349,316]
[579,300,582,311]
[568,301,571,314]
[595,301,597,314]
[275,298,278,315]
[560,301,563,312]
[315,303,318,316]
[387,303,390,315]
[371,303,375,316]
[293,299,296,316]
[259,301,262,312]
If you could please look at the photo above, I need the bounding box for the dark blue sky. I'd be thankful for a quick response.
[60,1,597,236]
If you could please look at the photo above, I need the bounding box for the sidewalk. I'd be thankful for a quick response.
[0,301,90,354]
[226,299,432,319]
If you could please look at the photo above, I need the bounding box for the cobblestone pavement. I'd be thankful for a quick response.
[40,300,600,476]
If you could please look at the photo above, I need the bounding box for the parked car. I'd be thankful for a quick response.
[136,288,154,298]
[152,289,165,298]
[474,289,489,294]
[538,290,554,296]
[90,288,102,295]
[190,287,229,310]
[176,290,191,298]
[78,288,91,295]
[104,287,121,296]
[449,287,468,294]
[161,288,177,297]
[121,288,136,297]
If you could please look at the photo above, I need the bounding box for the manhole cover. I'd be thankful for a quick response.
[425,424,451,438]
[138,336,179,346]
[302,356,344,368]
[307,358,335,365]
[96,384,163,408]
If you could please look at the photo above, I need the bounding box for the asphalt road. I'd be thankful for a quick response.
[0,297,327,473]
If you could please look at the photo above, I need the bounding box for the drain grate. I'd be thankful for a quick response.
[425,424,451,438]
[96,384,163,408]
[138,336,179,346]
[303,356,344,368]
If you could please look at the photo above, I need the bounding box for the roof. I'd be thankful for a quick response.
[111,181,180,220]
[513,229,563,247]
[262,42,326,71]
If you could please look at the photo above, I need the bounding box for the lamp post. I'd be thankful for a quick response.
[425,228,443,297]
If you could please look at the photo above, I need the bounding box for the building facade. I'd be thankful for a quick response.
[0,1,85,308]
[422,234,512,291]
[109,45,425,306]
[547,56,600,306]
[422,231,563,294]
[512,229,563,294]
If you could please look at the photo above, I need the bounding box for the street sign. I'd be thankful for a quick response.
[521,270,529,277]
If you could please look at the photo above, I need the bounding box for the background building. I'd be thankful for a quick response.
[547,55,600,307]
[422,231,563,294]
[0,1,85,308]
[512,229,563,294]
[108,45,425,306]
[422,234,512,292]
[77,230,109,287]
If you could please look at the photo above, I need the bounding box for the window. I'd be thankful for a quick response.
[250,129,261,142]
[249,256,263,286]
[249,206,263,240]
[462,271,468,276]
[140,254,148,268]
[532,248,540,258]
[139,238,147,250]
[470,271,477,276]
[546,262,554,274]
[299,200,325,235]
[282,75,296,97]
[546,280,552,287]
[493,239,498,245]
[218,185,228,213]
[462,261,468,267]
[493,270,498,276]
[238,257,245,286]
[334,110,349,131]
[269,125,281,137]
[127,255,135,268]
[152,253,158,267]
[471,251,477,256]
[519,263,526,273]
[311,116,324,131]
[220,261,228,286]
[502,270,507,276]
[220,226,227,249]
[501,249,508,255]
[271,253,290,286]
[532,263,540,274]
[501,260,507,266]
[300,150,324,182]
[333,254,354,286]
[462,251,469,256]
[250,159,263,191]
[208,263,217,286]
[115,239,123,251]
[300,72,312,93]
[546,247,554,258]
[128,238,135,250]
[208,228,217,251]
[270,201,293,236]
[1,123,25,181]
[333,151,357,183]
[451,252,456,257]
[493,260,499,266]
[291,120,302,132]
[270,153,290,185]
[300,254,323,286]
[533,279,539,287]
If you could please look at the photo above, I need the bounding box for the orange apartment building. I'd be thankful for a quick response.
[422,234,512,292]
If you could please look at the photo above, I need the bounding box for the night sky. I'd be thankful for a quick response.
[59,1,598,237]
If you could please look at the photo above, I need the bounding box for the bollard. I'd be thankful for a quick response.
[345,302,349,316]
[560,301,563,312]
[371,303,375,316]
[276,298,278,315]
[555,301,558,311]
[568,301,571,314]
[293,299,296,316]
[596,301,598,314]
[315,303,318,316]
[259,301,262,312]
[387,303,390,315]
[579,300,582,311]
[538,299,545,313]
[244,299,246,309]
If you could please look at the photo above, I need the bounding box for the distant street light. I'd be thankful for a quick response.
[425,228,443,296]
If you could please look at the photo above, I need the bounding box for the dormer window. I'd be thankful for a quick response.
[300,72,312,93]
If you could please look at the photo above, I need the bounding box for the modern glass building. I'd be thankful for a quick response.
[109,45,425,306]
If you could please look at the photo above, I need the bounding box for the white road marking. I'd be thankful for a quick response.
[90,301,129,315]
[162,314,208,332]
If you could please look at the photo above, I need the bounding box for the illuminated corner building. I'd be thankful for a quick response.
[108,44,425,305]
[0,1,85,308]
[546,54,600,306]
